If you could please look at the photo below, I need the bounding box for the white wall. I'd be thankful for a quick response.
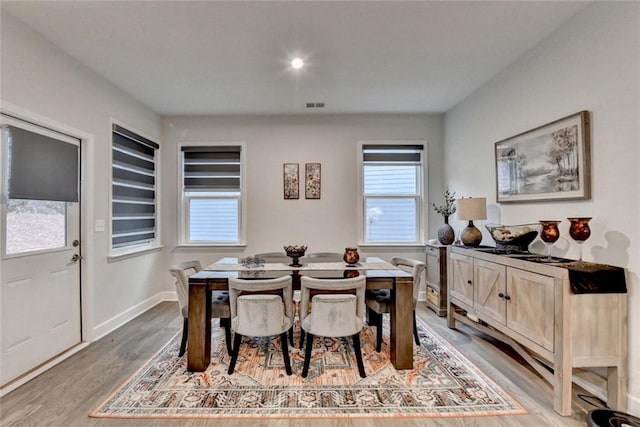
[444,2,640,414]
[1,12,165,338]
[163,114,443,268]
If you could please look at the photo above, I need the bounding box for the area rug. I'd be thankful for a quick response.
[90,319,526,419]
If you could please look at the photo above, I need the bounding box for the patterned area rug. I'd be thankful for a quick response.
[90,319,526,419]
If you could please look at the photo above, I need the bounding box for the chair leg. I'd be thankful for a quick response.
[288,326,294,347]
[280,332,292,375]
[178,317,188,357]
[220,317,233,355]
[367,308,383,352]
[352,333,366,378]
[228,333,243,375]
[412,310,420,346]
[301,332,314,378]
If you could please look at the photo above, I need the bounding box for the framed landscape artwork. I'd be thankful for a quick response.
[495,111,591,203]
[305,163,321,199]
[283,163,299,199]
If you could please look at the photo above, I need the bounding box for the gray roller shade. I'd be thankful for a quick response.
[182,146,241,191]
[7,125,79,202]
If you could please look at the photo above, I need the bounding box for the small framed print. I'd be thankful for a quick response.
[283,163,299,199]
[305,163,321,199]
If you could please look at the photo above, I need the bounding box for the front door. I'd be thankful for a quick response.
[0,115,82,387]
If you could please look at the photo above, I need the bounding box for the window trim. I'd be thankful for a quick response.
[357,140,427,246]
[109,119,161,257]
[178,142,246,247]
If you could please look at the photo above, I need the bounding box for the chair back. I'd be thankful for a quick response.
[302,252,343,263]
[228,276,293,337]
[390,256,425,307]
[254,252,290,263]
[169,260,203,317]
[300,275,366,337]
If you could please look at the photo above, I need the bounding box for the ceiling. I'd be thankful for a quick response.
[2,1,589,116]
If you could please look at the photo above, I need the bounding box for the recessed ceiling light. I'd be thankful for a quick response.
[291,58,304,70]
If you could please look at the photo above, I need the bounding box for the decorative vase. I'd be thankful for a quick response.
[437,216,455,245]
[343,247,360,266]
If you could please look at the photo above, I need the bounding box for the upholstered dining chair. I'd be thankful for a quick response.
[169,261,232,357]
[301,252,344,262]
[227,275,294,375]
[299,275,367,378]
[365,256,425,352]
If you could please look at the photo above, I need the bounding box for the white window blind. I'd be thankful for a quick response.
[181,146,242,244]
[111,124,159,249]
[362,144,423,244]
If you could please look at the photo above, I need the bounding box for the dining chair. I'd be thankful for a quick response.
[227,275,294,375]
[169,261,232,357]
[365,256,424,352]
[254,252,290,263]
[299,275,367,378]
[301,252,343,262]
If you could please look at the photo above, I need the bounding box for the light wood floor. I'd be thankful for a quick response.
[0,302,595,426]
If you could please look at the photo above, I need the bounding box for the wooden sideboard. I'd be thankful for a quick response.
[425,243,447,316]
[447,245,628,416]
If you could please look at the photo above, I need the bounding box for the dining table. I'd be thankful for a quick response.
[186,257,414,371]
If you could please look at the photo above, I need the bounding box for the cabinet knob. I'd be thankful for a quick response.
[498,293,505,298]
[504,294,511,301]
[467,280,472,285]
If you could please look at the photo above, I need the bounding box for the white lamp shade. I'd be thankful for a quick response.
[456,197,487,221]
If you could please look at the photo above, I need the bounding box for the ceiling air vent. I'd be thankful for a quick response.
[305,102,325,109]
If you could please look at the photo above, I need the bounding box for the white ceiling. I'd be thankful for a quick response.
[2,1,589,116]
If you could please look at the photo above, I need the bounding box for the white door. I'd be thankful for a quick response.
[0,116,82,387]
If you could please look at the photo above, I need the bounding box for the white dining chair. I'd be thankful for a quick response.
[299,275,367,378]
[365,256,424,352]
[227,275,294,375]
[169,260,232,357]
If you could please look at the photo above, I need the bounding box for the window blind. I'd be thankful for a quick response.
[6,125,79,202]
[182,146,241,191]
[362,144,423,163]
[111,124,159,249]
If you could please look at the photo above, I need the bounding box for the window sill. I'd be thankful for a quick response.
[358,242,426,249]
[108,245,164,263]
[175,243,247,249]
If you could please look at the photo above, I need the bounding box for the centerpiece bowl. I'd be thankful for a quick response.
[485,223,541,252]
[283,245,307,267]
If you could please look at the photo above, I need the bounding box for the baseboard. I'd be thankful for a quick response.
[627,392,640,417]
[92,291,176,341]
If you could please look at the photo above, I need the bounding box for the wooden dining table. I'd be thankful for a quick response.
[187,257,414,371]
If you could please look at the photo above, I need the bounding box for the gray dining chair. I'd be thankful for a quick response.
[301,252,344,262]
[169,260,232,357]
[254,252,290,263]
[299,275,367,378]
[365,256,424,352]
[227,275,294,375]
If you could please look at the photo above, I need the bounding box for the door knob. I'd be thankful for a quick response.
[72,240,80,247]
[71,254,82,262]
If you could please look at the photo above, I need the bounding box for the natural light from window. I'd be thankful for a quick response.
[5,199,66,254]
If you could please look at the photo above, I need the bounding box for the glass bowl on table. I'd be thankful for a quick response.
[485,223,541,253]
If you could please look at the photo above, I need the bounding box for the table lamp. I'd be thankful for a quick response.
[456,197,487,247]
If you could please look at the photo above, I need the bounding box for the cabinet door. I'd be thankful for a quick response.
[426,247,440,291]
[474,259,507,325]
[506,268,555,352]
[449,252,474,307]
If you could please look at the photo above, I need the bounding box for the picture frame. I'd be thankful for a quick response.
[283,163,299,199]
[304,163,321,199]
[495,110,591,203]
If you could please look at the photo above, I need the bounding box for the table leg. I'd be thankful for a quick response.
[187,282,211,372]
[389,276,413,369]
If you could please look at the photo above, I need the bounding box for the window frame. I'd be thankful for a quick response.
[358,141,427,247]
[109,120,161,257]
[178,142,246,247]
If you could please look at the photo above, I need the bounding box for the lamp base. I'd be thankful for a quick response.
[461,221,482,247]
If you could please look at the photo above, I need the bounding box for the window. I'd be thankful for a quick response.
[180,145,243,244]
[361,144,424,244]
[111,124,159,250]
